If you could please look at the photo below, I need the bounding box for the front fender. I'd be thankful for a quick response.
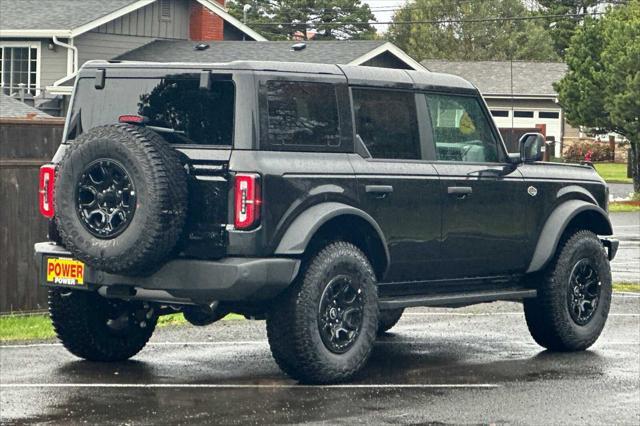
[274,201,390,261]
[526,199,613,273]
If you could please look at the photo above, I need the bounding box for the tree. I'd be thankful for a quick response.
[537,0,607,58]
[227,0,376,41]
[555,0,640,191]
[388,0,559,61]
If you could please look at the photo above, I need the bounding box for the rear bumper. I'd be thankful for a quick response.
[35,242,300,302]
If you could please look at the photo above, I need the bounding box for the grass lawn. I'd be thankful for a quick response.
[0,312,243,342]
[609,202,640,213]
[613,282,640,293]
[594,162,632,184]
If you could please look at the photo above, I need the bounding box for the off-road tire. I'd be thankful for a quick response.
[266,241,379,384]
[55,124,188,276]
[48,288,157,361]
[377,308,404,335]
[524,230,612,351]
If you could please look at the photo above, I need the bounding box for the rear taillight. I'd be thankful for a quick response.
[118,114,147,124]
[234,173,261,230]
[39,164,56,218]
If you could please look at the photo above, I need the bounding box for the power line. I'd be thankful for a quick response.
[248,11,604,26]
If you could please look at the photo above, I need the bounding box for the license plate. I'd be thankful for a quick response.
[46,257,85,287]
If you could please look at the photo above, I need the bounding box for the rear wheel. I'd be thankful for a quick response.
[49,288,157,361]
[524,230,612,351]
[377,308,404,335]
[266,241,379,384]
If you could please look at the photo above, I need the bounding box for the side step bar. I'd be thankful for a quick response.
[379,288,537,310]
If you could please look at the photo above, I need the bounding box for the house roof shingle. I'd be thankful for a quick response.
[0,94,53,118]
[117,40,389,65]
[421,60,567,97]
[0,0,138,30]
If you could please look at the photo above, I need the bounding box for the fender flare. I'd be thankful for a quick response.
[526,199,613,273]
[274,201,390,268]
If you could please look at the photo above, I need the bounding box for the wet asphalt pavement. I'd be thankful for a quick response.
[1,295,639,425]
[611,212,640,284]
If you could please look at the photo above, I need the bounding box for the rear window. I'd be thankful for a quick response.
[67,73,235,146]
[262,81,341,150]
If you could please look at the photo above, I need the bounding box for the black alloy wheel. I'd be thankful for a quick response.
[567,258,602,326]
[76,159,136,239]
[318,275,365,354]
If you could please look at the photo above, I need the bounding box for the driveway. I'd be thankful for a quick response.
[1,297,638,425]
[611,211,640,284]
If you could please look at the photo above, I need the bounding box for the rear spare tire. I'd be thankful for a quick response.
[55,124,188,275]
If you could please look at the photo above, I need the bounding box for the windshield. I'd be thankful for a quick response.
[66,73,235,146]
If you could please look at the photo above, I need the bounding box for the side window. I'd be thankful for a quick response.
[352,89,420,160]
[426,94,502,163]
[264,81,340,149]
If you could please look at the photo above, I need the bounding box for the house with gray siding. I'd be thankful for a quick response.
[1,0,424,116]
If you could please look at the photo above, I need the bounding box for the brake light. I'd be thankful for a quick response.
[118,115,147,124]
[39,164,56,218]
[234,173,261,230]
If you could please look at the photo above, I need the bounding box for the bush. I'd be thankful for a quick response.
[564,142,613,162]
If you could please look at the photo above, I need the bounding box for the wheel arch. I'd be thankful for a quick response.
[274,202,390,280]
[526,199,613,273]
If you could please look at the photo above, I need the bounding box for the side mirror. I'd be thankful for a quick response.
[519,133,545,163]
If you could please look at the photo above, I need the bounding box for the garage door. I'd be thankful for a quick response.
[490,109,562,138]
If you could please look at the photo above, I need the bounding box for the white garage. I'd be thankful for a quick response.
[421,60,568,157]
[489,107,563,143]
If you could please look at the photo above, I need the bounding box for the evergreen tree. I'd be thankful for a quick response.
[227,0,376,40]
[388,0,559,61]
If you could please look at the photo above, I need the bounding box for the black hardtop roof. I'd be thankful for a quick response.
[80,60,477,92]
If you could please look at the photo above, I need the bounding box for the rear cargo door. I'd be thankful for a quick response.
[67,69,238,258]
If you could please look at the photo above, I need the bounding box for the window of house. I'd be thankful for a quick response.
[514,110,534,118]
[352,89,420,160]
[539,111,560,119]
[69,74,235,145]
[0,45,38,96]
[426,94,501,163]
[264,81,341,150]
[160,0,172,20]
[490,110,509,117]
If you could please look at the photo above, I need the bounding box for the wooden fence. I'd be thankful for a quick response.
[0,118,65,313]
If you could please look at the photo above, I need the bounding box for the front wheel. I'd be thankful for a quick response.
[266,241,379,384]
[49,289,157,361]
[524,230,612,351]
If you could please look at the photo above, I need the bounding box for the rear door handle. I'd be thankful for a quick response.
[365,185,393,199]
[447,186,473,198]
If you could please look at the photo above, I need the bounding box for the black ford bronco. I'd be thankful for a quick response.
[36,60,618,384]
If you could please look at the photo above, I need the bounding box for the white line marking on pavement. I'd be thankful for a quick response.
[0,383,499,389]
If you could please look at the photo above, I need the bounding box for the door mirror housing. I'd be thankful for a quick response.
[519,133,545,163]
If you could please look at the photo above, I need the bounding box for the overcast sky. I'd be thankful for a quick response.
[363,0,408,32]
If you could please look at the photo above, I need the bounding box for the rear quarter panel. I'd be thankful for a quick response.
[226,150,358,256]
